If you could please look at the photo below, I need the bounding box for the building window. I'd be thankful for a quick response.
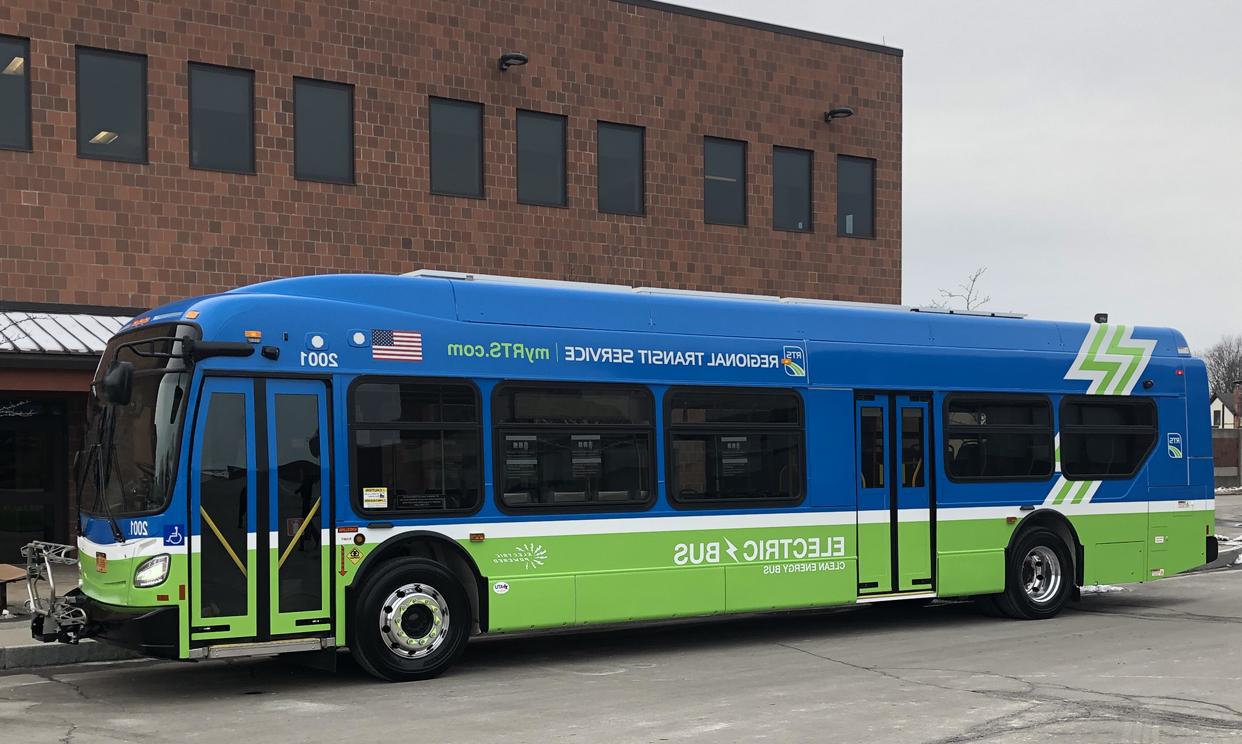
[350,380,482,514]
[1060,397,1157,479]
[667,389,805,507]
[293,77,354,184]
[773,146,812,232]
[703,137,746,225]
[1214,409,1223,428]
[517,110,567,207]
[0,36,31,151]
[494,384,654,510]
[429,97,483,198]
[188,63,254,174]
[945,396,1054,481]
[597,122,643,215]
[837,155,875,237]
[76,47,147,163]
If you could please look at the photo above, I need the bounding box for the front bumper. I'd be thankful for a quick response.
[33,589,181,660]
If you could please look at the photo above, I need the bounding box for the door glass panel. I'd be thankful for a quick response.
[198,392,249,618]
[273,393,323,613]
[859,406,885,489]
[901,408,925,487]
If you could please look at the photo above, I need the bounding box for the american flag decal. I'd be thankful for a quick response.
[371,329,423,361]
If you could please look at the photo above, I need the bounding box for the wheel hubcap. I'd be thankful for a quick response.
[1022,546,1063,604]
[379,583,450,659]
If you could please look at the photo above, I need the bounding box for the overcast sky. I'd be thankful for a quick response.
[687,0,1241,351]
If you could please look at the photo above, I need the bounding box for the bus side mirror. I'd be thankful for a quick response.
[101,360,134,406]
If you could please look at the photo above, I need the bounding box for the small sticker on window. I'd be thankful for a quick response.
[363,487,389,509]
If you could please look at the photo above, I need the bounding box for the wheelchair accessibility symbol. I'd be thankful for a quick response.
[163,524,185,547]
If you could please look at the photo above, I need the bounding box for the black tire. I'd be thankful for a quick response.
[991,528,1073,620]
[349,558,471,682]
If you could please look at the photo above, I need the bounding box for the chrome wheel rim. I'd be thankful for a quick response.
[1022,546,1062,604]
[379,583,450,659]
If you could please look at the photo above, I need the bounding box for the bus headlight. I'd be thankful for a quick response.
[134,554,170,588]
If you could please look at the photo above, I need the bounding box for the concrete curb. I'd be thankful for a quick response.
[0,639,140,671]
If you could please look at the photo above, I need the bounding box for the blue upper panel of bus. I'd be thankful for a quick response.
[123,272,1197,395]
[133,273,1189,353]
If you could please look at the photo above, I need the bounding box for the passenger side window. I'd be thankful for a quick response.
[351,381,481,513]
[667,389,804,506]
[945,396,1053,480]
[1060,397,1157,479]
[495,384,653,509]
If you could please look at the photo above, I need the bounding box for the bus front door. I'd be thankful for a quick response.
[190,378,332,647]
[855,393,935,596]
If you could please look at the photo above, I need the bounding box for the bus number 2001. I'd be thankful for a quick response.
[300,351,339,368]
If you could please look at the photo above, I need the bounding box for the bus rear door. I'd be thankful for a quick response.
[855,393,935,596]
[189,378,333,649]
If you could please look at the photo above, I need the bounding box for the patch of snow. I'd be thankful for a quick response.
[1081,584,1128,594]
[1235,553,1242,566]
[1215,486,1242,495]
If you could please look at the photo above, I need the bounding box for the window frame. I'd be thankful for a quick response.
[292,76,356,185]
[772,145,813,233]
[347,376,484,518]
[836,154,876,239]
[942,393,1055,483]
[516,108,568,208]
[664,386,807,510]
[0,35,32,152]
[492,381,657,515]
[703,136,748,227]
[75,45,148,164]
[1059,395,1158,481]
[596,120,645,216]
[428,96,485,199]
[187,61,256,175]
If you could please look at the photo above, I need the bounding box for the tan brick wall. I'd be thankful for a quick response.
[0,0,902,311]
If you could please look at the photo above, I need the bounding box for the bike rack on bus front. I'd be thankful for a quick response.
[21,541,89,643]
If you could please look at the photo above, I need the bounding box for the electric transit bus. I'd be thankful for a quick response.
[26,269,1217,681]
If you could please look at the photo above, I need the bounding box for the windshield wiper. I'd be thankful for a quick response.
[97,408,126,544]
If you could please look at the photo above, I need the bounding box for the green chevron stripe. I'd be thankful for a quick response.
[1106,324,1147,394]
[1050,478,1075,505]
[1078,325,1121,394]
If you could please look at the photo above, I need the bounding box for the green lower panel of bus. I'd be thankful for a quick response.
[78,506,1212,656]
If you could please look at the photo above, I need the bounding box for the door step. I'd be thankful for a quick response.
[193,637,334,660]
[855,591,937,604]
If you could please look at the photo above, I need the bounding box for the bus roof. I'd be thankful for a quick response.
[139,271,1192,359]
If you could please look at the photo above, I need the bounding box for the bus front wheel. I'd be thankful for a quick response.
[989,528,1073,620]
[349,558,470,682]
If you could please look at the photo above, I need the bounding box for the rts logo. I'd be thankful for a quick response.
[781,345,806,377]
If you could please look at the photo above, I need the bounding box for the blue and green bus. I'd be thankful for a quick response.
[28,270,1216,681]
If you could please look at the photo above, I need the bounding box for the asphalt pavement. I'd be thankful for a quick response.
[2,495,1240,743]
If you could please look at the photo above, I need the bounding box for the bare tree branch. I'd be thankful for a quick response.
[1204,334,1242,401]
[0,400,37,418]
[932,267,991,311]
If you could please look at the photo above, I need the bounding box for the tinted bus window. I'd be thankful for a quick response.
[668,389,804,506]
[945,396,1053,480]
[351,381,480,513]
[1060,397,1157,479]
[495,384,653,509]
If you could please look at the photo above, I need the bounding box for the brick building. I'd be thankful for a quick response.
[0,0,902,557]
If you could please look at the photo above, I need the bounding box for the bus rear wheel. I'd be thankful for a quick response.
[350,558,470,682]
[991,528,1073,620]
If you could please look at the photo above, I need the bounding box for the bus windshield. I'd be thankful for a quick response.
[80,324,197,518]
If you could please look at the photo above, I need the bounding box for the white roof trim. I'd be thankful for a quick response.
[0,311,133,355]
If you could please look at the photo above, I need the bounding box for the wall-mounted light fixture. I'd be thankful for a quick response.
[824,107,855,123]
[498,52,529,71]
